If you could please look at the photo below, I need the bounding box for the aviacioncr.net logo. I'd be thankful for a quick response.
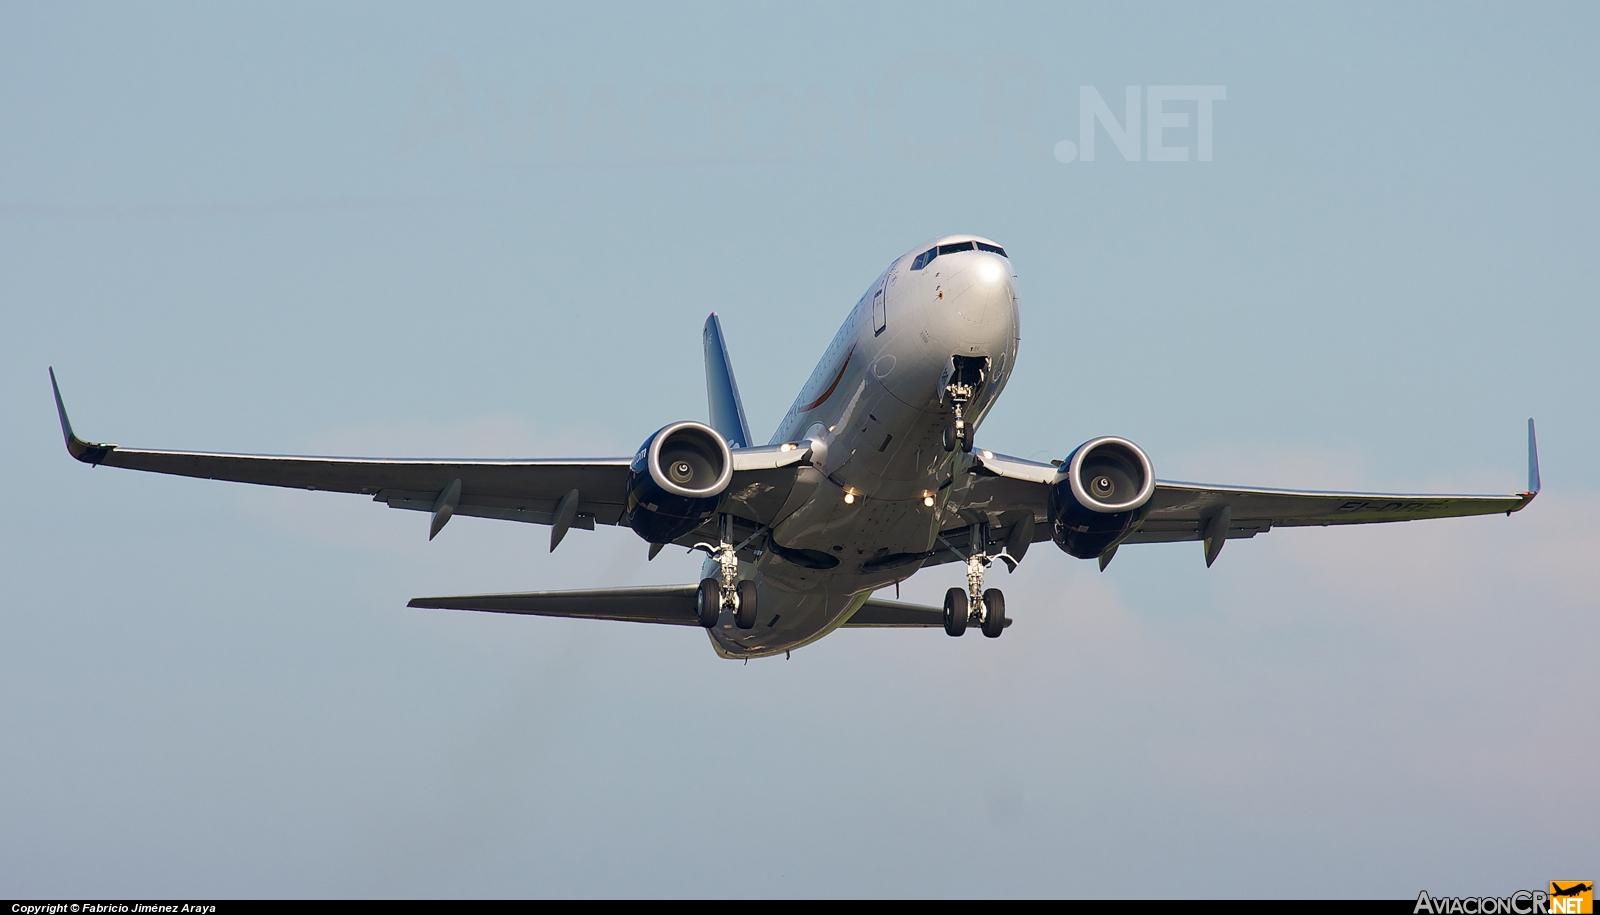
[1414,883,1592,915]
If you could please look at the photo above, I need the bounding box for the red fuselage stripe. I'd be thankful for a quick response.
[799,344,855,412]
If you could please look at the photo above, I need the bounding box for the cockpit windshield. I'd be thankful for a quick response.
[912,240,1006,270]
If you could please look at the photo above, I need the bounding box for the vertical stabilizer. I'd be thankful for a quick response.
[703,313,752,448]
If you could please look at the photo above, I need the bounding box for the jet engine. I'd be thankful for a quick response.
[624,421,734,543]
[1048,436,1156,559]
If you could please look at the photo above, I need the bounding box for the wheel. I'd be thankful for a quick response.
[943,587,968,637]
[941,418,957,453]
[959,420,973,453]
[696,578,722,628]
[735,580,758,629]
[981,589,1006,638]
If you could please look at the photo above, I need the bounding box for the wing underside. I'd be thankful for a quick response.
[49,368,809,543]
[919,426,1538,567]
[51,367,1538,580]
[1125,480,1532,544]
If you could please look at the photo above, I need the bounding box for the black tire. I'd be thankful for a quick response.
[735,580,758,629]
[981,588,1006,638]
[696,578,722,628]
[943,587,968,637]
[959,422,973,453]
[941,419,957,453]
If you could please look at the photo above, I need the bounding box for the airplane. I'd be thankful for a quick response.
[49,234,1541,660]
[1551,883,1593,898]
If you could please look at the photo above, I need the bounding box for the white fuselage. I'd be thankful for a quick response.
[705,235,1020,658]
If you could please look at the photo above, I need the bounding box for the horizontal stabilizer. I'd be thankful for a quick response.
[408,585,701,626]
[407,586,966,629]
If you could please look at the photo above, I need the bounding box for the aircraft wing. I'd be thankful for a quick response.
[52,370,635,535]
[1120,478,1533,545]
[51,369,815,543]
[938,423,1539,565]
[408,585,952,628]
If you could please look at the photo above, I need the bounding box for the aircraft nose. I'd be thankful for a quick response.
[952,254,1015,330]
[974,255,1008,291]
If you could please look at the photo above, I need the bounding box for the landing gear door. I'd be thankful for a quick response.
[872,285,886,336]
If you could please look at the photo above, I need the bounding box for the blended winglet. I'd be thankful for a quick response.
[703,313,752,449]
[1526,418,1540,495]
[48,367,116,465]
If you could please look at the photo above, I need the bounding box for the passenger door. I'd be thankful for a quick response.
[872,284,886,336]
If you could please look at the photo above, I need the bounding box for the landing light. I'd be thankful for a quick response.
[780,443,795,452]
[923,494,935,507]
[976,258,1004,287]
[843,491,856,505]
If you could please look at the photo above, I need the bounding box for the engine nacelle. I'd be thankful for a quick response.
[625,421,734,544]
[1048,436,1156,559]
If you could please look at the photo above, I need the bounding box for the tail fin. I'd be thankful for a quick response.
[703,313,752,448]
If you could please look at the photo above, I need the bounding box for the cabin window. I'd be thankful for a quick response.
[911,248,937,270]
[975,242,1007,257]
[937,241,974,256]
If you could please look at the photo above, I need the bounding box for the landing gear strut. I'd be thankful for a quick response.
[940,356,987,453]
[694,514,759,630]
[942,397,973,453]
[943,524,1007,638]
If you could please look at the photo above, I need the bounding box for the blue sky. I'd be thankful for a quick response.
[2,1,1596,897]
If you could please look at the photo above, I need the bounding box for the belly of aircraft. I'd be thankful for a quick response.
[708,584,871,659]
[711,450,968,653]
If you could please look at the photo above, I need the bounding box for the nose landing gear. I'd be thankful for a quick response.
[694,514,760,630]
[942,408,970,454]
[940,356,989,453]
[943,525,1008,638]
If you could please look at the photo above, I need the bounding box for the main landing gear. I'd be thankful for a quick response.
[694,514,758,630]
[943,525,1006,638]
